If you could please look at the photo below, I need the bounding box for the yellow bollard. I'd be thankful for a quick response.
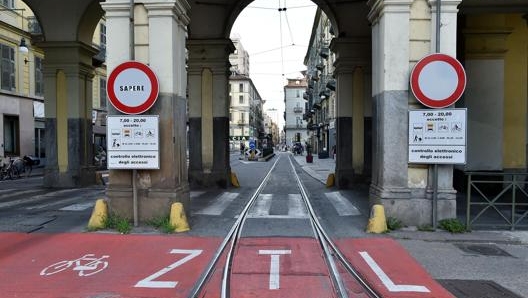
[366,204,388,233]
[231,172,240,188]
[170,202,190,233]
[87,199,108,230]
[326,173,335,188]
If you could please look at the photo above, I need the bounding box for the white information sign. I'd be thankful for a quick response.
[107,115,160,169]
[408,109,467,164]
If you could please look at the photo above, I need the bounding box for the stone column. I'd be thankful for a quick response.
[367,0,461,225]
[187,39,234,188]
[330,37,371,188]
[369,0,420,225]
[40,42,97,188]
[101,0,190,221]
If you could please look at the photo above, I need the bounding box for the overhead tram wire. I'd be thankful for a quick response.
[283,0,296,47]
[278,0,285,77]
[248,4,316,9]
[250,44,307,56]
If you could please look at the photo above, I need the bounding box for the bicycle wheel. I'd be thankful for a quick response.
[40,260,72,276]
[79,261,109,276]
[12,166,20,179]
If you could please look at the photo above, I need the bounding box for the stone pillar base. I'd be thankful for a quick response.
[335,168,353,189]
[335,168,370,188]
[371,184,457,226]
[43,166,96,188]
[189,169,230,189]
[106,186,190,222]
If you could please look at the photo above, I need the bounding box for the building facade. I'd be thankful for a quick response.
[304,10,337,159]
[284,78,307,149]
[0,0,108,168]
[0,0,43,163]
[228,38,269,152]
[228,75,264,151]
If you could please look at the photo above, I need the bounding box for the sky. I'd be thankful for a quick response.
[230,0,317,129]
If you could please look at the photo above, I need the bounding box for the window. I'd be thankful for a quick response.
[35,57,44,97]
[99,23,107,59]
[296,90,301,97]
[239,95,244,104]
[239,83,243,92]
[1,44,15,91]
[100,23,106,49]
[100,78,107,108]
[240,112,245,122]
[1,0,14,8]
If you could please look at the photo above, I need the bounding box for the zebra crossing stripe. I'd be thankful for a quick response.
[287,194,307,217]
[249,194,273,217]
[195,192,239,215]
[0,189,81,209]
[195,192,358,218]
[0,189,42,200]
[246,194,308,219]
[325,191,361,216]
[190,191,206,199]
[60,202,95,211]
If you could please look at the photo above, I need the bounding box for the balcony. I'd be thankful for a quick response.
[293,107,303,113]
[237,120,245,126]
[28,17,42,35]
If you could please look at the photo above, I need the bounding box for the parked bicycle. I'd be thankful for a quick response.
[0,155,39,180]
[0,157,20,180]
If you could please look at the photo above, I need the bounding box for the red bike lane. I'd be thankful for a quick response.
[0,232,221,298]
[0,233,453,298]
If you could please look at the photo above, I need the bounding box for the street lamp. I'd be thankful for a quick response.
[19,38,29,53]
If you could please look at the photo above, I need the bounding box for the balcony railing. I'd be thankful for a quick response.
[293,107,303,113]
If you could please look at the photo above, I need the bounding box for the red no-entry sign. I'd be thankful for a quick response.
[107,61,159,115]
[410,53,466,109]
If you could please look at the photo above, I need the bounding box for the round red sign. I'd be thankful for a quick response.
[410,53,466,109]
[107,61,159,115]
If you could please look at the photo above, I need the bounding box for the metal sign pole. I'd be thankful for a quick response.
[433,0,441,230]
[433,164,438,229]
[130,0,138,227]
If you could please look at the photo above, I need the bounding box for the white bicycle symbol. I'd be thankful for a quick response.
[40,254,109,277]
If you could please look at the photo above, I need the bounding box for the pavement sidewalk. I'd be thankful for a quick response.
[292,153,335,185]
[292,152,528,241]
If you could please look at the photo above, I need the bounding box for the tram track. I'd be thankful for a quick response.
[189,153,380,298]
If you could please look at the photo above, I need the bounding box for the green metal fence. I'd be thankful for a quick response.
[466,172,528,230]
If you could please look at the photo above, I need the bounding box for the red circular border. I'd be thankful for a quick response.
[410,53,466,109]
[107,61,159,114]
